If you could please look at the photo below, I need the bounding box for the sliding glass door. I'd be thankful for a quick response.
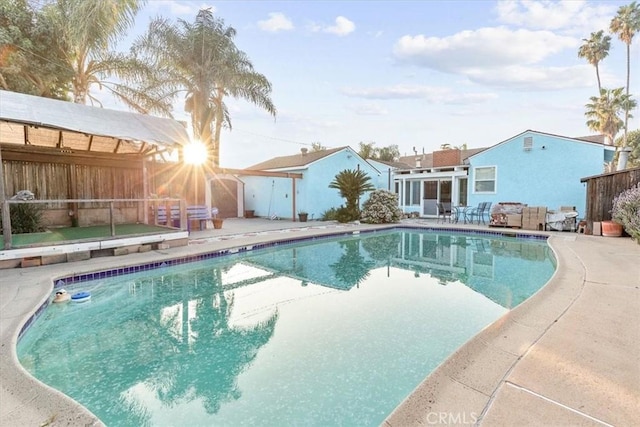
[423,180,452,215]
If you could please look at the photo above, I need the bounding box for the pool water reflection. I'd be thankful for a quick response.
[18,229,555,426]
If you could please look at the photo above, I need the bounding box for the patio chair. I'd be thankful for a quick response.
[436,202,452,223]
[467,202,492,225]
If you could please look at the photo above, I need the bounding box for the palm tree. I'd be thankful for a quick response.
[610,1,640,147]
[42,0,154,110]
[329,169,375,214]
[578,30,611,92]
[585,87,633,146]
[132,8,276,167]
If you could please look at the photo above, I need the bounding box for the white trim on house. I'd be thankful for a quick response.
[394,165,470,217]
[472,165,498,195]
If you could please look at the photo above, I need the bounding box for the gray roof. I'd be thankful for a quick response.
[368,158,412,169]
[574,134,606,144]
[0,90,190,153]
[246,146,347,170]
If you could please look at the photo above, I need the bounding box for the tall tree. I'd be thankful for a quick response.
[0,0,70,98]
[377,144,400,162]
[610,1,640,147]
[585,87,635,147]
[132,8,276,167]
[578,30,611,92]
[615,128,640,167]
[358,141,377,159]
[41,0,151,108]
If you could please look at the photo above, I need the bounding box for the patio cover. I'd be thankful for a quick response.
[0,90,190,154]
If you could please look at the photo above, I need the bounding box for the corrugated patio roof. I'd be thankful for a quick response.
[0,90,190,155]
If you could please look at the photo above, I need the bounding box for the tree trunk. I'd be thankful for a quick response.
[212,88,225,168]
[623,44,630,147]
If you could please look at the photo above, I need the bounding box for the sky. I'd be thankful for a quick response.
[104,0,640,168]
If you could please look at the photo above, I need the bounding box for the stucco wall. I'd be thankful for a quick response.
[242,176,296,220]
[367,160,395,191]
[467,132,612,218]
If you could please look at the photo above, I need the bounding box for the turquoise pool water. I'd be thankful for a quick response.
[18,229,555,426]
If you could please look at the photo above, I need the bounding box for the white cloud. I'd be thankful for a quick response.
[494,0,616,35]
[147,1,210,16]
[348,103,389,115]
[310,16,356,36]
[466,64,595,90]
[258,12,294,32]
[393,27,577,72]
[341,84,497,104]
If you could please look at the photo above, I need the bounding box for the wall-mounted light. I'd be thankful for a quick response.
[541,145,546,150]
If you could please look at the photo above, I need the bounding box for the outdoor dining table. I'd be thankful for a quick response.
[451,206,471,223]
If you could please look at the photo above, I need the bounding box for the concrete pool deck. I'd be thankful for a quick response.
[0,218,638,426]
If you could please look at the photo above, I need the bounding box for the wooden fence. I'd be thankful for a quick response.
[581,167,640,223]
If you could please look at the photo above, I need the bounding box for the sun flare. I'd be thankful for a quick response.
[183,141,208,165]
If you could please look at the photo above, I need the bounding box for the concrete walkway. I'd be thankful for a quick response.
[0,218,638,426]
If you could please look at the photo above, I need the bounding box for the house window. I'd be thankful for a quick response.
[458,178,468,206]
[411,181,420,205]
[523,136,533,151]
[474,166,496,193]
[404,181,420,205]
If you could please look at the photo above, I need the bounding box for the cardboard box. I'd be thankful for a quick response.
[507,214,522,227]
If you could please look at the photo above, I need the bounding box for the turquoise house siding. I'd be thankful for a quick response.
[466,131,615,218]
[243,147,383,220]
[367,159,395,191]
[243,175,295,219]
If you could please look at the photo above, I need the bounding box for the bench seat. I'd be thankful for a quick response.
[156,205,212,230]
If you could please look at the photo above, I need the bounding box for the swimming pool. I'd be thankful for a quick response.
[18,228,555,426]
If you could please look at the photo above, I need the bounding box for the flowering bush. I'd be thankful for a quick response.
[361,190,403,224]
[611,183,640,243]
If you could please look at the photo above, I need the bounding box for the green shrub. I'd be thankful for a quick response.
[335,206,359,223]
[320,207,339,221]
[1,203,45,234]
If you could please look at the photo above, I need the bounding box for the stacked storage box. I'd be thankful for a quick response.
[522,206,547,230]
[489,202,527,227]
[506,214,522,227]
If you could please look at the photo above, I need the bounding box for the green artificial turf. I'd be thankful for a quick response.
[1,224,176,248]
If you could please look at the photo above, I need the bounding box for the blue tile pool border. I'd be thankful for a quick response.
[18,226,550,340]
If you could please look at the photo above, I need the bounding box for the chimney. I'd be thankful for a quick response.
[301,147,308,156]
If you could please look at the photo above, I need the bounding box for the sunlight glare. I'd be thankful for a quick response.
[183,141,208,165]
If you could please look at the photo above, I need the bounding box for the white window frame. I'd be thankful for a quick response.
[473,166,497,194]
[404,181,420,206]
